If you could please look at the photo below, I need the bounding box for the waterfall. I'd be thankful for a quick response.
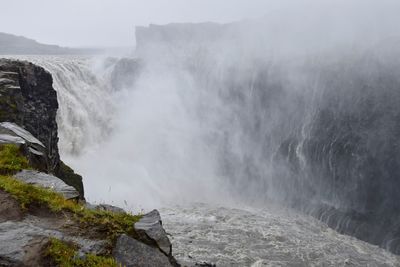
[130,27,400,253]
[10,56,116,156]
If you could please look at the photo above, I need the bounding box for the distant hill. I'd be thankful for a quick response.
[0,32,100,55]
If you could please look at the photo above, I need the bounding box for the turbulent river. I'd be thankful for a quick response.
[5,54,400,266]
[161,203,399,266]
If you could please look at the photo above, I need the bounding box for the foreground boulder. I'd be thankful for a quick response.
[113,234,173,267]
[135,209,172,256]
[0,219,108,266]
[14,170,79,200]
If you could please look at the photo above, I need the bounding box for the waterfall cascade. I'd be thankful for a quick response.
[132,22,400,254]
[8,55,117,156]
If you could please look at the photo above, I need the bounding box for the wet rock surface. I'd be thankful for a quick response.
[113,234,173,267]
[0,59,59,169]
[135,209,172,256]
[0,190,23,223]
[0,188,177,266]
[14,170,79,200]
[0,220,63,265]
[0,122,48,170]
[0,122,45,149]
[0,218,108,266]
[0,204,178,267]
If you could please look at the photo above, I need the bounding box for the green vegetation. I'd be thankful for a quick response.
[0,86,21,122]
[0,91,19,116]
[0,174,141,238]
[0,144,30,174]
[46,238,119,267]
[0,143,141,239]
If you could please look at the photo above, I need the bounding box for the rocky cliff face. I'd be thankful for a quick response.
[0,59,59,168]
[0,59,83,197]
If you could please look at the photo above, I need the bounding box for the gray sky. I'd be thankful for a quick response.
[0,0,281,47]
[1,0,399,48]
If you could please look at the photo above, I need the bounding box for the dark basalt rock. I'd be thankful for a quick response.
[195,262,216,267]
[0,59,58,169]
[274,57,400,253]
[135,209,172,256]
[113,234,173,267]
[54,161,84,198]
[0,59,84,198]
[0,122,45,150]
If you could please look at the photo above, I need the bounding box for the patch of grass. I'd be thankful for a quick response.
[0,93,20,122]
[0,143,140,239]
[0,175,141,239]
[46,238,120,267]
[0,144,30,174]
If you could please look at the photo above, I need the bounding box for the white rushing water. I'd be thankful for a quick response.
[4,55,115,156]
[2,55,396,266]
[161,203,400,266]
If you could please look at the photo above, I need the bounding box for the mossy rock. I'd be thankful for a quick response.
[45,238,118,267]
[55,161,84,199]
[0,144,30,175]
[0,174,141,236]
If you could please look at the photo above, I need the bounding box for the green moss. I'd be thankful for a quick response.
[0,175,141,238]
[0,92,20,121]
[46,238,119,267]
[0,144,30,174]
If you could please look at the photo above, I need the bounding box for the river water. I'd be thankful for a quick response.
[161,203,399,266]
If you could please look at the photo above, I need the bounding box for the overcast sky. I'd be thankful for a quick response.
[0,0,283,47]
[1,0,399,48]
